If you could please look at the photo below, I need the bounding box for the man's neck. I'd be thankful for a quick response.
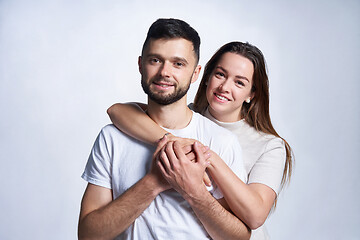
[147,97,193,130]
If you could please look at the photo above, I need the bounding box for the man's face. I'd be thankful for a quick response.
[140,38,200,105]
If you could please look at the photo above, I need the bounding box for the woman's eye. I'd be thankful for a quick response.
[236,80,245,86]
[215,72,225,78]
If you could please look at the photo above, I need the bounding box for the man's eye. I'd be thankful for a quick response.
[150,58,160,63]
[175,62,184,67]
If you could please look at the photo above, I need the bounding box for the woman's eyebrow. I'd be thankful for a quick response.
[216,66,249,82]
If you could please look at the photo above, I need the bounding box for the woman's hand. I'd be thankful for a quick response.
[156,141,211,199]
[155,135,212,186]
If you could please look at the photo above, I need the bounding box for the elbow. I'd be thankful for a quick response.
[107,103,124,122]
[78,229,103,240]
[78,220,98,240]
[246,215,266,230]
[78,223,89,240]
[107,104,118,117]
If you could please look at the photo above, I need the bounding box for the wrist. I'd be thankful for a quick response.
[142,174,166,197]
[183,185,209,206]
[206,151,220,173]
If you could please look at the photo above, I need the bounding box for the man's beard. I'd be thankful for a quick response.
[141,77,191,105]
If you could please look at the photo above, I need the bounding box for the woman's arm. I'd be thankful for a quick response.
[107,103,275,229]
[207,151,276,230]
[107,103,201,151]
[107,103,212,186]
[107,103,168,145]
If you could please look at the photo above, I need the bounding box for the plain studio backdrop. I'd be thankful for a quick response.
[0,0,359,239]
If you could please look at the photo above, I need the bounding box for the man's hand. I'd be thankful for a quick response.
[156,140,211,200]
[161,134,212,186]
[147,135,171,192]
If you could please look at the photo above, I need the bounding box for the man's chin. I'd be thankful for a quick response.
[149,96,177,105]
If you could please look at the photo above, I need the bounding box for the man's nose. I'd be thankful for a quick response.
[159,61,171,78]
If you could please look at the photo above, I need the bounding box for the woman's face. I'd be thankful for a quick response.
[206,52,254,122]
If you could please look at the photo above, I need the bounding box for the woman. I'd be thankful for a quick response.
[107,42,293,239]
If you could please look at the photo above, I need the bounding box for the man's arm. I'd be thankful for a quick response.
[188,190,251,239]
[158,141,251,240]
[78,175,165,240]
[78,137,169,240]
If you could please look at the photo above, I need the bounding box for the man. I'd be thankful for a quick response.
[78,18,250,240]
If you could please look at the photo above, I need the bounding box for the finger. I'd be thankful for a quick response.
[193,142,207,167]
[157,157,170,178]
[202,145,209,154]
[164,141,182,169]
[154,134,169,157]
[185,151,196,162]
[158,144,172,172]
[172,141,187,161]
[182,145,192,155]
[203,149,212,161]
[203,172,211,187]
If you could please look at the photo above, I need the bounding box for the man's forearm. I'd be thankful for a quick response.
[186,189,251,240]
[78,175,162,240]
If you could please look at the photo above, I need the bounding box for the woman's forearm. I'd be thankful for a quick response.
[207,153,276,230]
[107,103,168,145]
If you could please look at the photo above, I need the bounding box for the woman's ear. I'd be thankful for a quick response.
[246,92,255,103]
[250,91,255,100]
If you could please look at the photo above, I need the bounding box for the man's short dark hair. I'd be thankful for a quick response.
[142,18,200,63]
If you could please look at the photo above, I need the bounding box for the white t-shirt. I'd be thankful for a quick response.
[204,109,286,240]
[82,111,246,240]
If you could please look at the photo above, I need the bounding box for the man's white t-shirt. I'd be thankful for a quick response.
[82,111,246,240]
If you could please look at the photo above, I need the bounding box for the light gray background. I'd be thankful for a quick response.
[1,0,359,239]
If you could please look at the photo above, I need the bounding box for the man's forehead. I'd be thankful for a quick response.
[144,38,196,62]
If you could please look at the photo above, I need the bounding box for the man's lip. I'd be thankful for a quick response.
[153,81,174,86]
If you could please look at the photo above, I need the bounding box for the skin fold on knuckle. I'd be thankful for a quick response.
[159,151,167,164]
[173,141,182,152]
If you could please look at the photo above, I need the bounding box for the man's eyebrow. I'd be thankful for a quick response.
[216,66,250,82]
[145,54,189,65]
[146,53,162,59]
[172,56,189,65]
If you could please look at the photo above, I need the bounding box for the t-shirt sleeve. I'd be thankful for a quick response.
[81,128,112,189]
[247,137,286,195]
[212,135,247,199]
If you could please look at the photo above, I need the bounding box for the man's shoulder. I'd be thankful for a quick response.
[98,124,136,143]
[97,124,122,138]
[100,123,119,133]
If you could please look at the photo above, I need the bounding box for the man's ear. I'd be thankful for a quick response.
[191,65,202,84]
[138,56,142,74]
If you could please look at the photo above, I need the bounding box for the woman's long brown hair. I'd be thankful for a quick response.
[193,42,293,195]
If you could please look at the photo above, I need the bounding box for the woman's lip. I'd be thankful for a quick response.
[214,93,230,102]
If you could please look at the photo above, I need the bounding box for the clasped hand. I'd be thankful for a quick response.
[151,134,212,198]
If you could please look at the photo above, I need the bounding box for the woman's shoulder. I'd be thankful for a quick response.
[240,122,284,148]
